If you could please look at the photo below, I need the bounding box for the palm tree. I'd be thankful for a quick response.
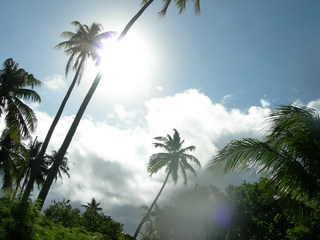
[82,198,102,213]
[0,129,25,190]
[139,204,159,237]
[15,138,47,194]
[0,58,41,140]
[44,150,70,182]
[13,140,69,197]
[133,129,201,239]
[22,21,113,202]
[141,0,200,16]
[207,105,320,212]
[37,0,202,210]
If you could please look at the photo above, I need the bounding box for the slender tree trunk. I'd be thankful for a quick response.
[22,58,85,203]
[36,0,154,210]
[133,172,170,239]
[119,0,154,38]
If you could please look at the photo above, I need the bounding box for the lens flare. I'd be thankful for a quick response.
[213,202,231,228]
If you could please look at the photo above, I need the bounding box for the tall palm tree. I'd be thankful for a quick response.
[133,129,201,239]
[207,105,320,212]
[37,0,202,210]
[139,203,159,237]
[22,22,113,202]
[0,58,41,140]
[82,198,102,213]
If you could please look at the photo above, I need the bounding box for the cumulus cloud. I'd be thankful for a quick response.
[44,74,66,90]
[33,89,315,234]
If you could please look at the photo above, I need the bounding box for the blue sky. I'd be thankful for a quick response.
[1,0,320,235]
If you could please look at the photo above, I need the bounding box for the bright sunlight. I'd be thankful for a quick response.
[97,31,154,99]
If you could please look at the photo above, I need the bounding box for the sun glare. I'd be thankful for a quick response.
[97,32,154,99]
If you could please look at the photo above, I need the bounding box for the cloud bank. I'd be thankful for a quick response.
[32,89,320,234]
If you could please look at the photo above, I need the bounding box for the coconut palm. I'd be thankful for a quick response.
[37,0,202,210]
[82,198,102,213]
[207,105,320,211]
[133,129,201,239]
[0,58,41,140]
[44,150,70,182]
[139,204,159,237]
[141,0,200,16]
[13,140,69,197]
[22,21,113,202]
[15,138,47,193]
[0,129,26,190]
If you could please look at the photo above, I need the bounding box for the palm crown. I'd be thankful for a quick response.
[82,198,102,212]
[207,105,320,211]
[55,21,114,82]
[148,129,201,184]
[141,0,200,15]
[0,58,41,139]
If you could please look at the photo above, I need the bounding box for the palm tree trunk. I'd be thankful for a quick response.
[133,172,170,239]
[37,72,102,209]
[22,57,85,203]
[36,0,154,210]
[119,0,154,38]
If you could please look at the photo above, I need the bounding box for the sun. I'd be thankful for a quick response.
[96,31,154,99]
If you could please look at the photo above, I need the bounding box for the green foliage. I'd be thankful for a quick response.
[44,199,123,240]
[0,194,41,240]
[82,209,123,240]
[141,180,320,240]
[35,219,100,240]
[0,194,126,240]
[208,105,320,212]
[43,199,82,228]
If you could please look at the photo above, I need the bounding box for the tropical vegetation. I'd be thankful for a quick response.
[1,0,319,239]
[207,105,320,213]
[133,129,201,238]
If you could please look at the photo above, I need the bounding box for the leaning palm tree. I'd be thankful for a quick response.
[22,21,113,202]
[133,129,201,239]
[37,0,202,210]
[207,105,320,212]
[82,198,102,213]
[0,58,41,141]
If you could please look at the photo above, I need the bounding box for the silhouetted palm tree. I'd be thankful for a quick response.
[22,22,113,202]
[37,0,202,210]
[134,129,201,239]
[82,198,102,213]
[0,58,41,140]
[16,138,47,193]
[141,0,200,16]
[0,129,25,189]
[44,150,70,182]
[207,105,320,211]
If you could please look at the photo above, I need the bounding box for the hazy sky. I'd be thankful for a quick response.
[1,0,320,234]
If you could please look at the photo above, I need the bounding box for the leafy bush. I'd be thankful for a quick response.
[0,194,41,240]
[43,199,82,228]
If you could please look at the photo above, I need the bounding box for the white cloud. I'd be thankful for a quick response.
[260,98,270,108]
[220,94,232,104]
[32,90,317,234]
[307,99,320,111]
[44,74,66,90]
